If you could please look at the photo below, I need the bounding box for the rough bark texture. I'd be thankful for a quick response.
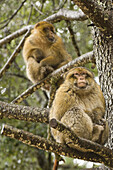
[50,119,113,159]
[73,0,113,35]
[93,3,113,170]
[0,101,49,123]
[1,124,113,167]
[93,26,113,149]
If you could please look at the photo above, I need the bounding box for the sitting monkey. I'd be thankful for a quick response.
[23,21,72,84]
[49,67,109,150]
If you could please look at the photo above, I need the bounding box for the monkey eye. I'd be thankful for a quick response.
[85,73,90,78]
[43,27,49,32]
[74,73,79,76]
[71,74,77,78]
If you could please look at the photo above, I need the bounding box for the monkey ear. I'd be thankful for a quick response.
[35,23,40,28]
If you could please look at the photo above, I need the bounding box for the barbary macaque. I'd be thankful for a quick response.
[23,21,72,84]
[49,67,109,150]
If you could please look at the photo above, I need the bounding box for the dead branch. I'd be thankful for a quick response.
[27,4,33,25]
[0,101,49,124]
[1,124,112,167]
[44,8,87,23]
[0,29,31,78]
[0,0,27,30]
[50,118,113,159]
[12,51,95,104]
[72,0,113,35]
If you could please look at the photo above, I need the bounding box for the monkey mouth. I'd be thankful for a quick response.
[48,37,56,42]
[74,82,88,89]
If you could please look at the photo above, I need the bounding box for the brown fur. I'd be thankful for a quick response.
[49,67,109,150]
[23,21,72,84]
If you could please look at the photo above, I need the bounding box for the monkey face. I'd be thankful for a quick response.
[65,67,95,94]
[34,21,56,43]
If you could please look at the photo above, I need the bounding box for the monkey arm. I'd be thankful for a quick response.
[50,86,75,121]
[26,57,41,83]
[40,55,62,67]
[31,48,45,63]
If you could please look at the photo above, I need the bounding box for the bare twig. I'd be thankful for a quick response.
[11,51,95,104]
[66,20,81,57]
[6,72,29,80]
[31,1,44,15]
[0,0,27,30]
[27,4,33,25]
[0,29,31,78]
[54,0,67,11]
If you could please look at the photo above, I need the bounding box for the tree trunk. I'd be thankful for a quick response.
[93,3,113,170]
[93,1,113,170]
[93,16,112,151]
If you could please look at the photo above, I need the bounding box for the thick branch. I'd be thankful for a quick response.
[12,51,95,104]
[50,119,113,160]
[0,29,31,78]
[1,124,111,167]
[0,101,49,124]
[72,0,113,35]
[0,101,113,167]
[44,8,87,22]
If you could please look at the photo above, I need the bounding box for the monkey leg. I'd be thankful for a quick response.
[54,107,93,151]
[40,56,61,67]
[92,120,109,145]
[92,124,104,142]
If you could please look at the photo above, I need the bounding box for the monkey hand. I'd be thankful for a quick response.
[38,65,54,81]
[98,118,106,126]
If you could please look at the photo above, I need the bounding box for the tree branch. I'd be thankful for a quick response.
[0,9,87,47]
[0,101,49,124]
[12,51,95,104]
[1,124,112,168]
[50,118,113,160]
[72,0,113,35]
[0,101,113,167]
[0,25,33,47]
[66,20,81,57]
[44,8,87,23]
[0,29,31,78]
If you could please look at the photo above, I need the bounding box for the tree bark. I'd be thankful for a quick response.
[93,1,113,170]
